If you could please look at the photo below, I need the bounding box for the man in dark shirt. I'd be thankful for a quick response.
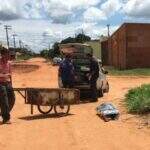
[87,53,99,101]
[59,54,75,88]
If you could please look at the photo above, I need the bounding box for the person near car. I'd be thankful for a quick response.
[58,54,75,88]
[0,47,15,124]
[98,59,107,74]
[87,53,99,101]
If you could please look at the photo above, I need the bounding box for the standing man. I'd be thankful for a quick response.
[87,53,99,101]
[59,54,75,88]
[0,47,15,124]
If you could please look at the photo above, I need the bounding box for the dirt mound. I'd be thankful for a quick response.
[12,64,40,73]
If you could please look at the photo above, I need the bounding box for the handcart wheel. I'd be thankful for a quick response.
[54,104,70,116]
[37,105,53,114]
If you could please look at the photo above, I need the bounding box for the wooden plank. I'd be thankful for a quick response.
[13,87,80,105]
[13,88,27,91]
[26,88,80,105]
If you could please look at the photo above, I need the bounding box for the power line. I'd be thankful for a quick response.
[4,25,12,49]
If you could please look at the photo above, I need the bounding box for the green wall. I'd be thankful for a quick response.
[85,41,101,59]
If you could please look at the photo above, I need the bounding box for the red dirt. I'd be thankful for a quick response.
[0,58,150,150]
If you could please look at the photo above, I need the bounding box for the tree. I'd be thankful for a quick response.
[53,42,60,56]
[44,33,92,59]
[48,49,55,58]
[60,33,91,44]
[61,37,76,44]
[75,33,91,43]
[45,42,61,59]
[40,49,49,58]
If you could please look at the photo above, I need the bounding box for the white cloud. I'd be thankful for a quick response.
[0,0,101,23]
[0,0,24,20]
[101,0,122,17]
[123,0,150,18]
[83,7,106,22]
[83,0,122,23]
[0,0,123,52]
[22,0,44,19]
[43,0,100,10]
[43,0,101,23]
[0,19,119,52]
[82,24,119,38]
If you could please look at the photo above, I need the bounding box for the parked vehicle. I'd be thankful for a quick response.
[52,57,62,65]
[59,43,109,100]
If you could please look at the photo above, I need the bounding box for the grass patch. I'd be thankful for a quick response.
[125,84,150,114]
[106,67,150,76]
[16,54,33,61]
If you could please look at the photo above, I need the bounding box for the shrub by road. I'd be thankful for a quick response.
[125,84,150,114]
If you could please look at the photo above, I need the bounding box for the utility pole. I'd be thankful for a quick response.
[49,43,51,50]
[4,25,12,49]
[19,40,22,49]
[20,41,24,49]
[107,24,110,37]
[81,28,84,43]
[12,34,17,48]
[81,28,84,34]
[25,44,28,50]
[75,33,77,38]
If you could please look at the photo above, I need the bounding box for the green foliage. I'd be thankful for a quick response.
[125,84,150,114]
[14,48,36,56]
[75,33,91,43]
[42,33,91,59]
[61,37,76,44]
[14,47,36,61]
[40,42,61,59]
[61,34,91,44]
[106,67,150,76]
[40,49,49,58]
[16,54,33,61]
[53,42,60,56]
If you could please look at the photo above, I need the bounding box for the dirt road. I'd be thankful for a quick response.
[0,58,150,150]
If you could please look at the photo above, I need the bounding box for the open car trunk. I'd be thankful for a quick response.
[60,43,93,90]
[72,53,91,89]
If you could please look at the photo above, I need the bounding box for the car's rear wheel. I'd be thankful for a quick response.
[104,82,109,93]
[90,98,98,102]
[98,89,103,97]
[89,89,99,102]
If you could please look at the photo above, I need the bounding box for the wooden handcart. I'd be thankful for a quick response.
[14,88,80,116]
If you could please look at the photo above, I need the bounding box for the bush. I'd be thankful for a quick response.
[125,84,150,114]
[16,54,33,61]
[40,49,49,58]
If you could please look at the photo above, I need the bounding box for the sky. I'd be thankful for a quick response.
[0,0,150,52]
